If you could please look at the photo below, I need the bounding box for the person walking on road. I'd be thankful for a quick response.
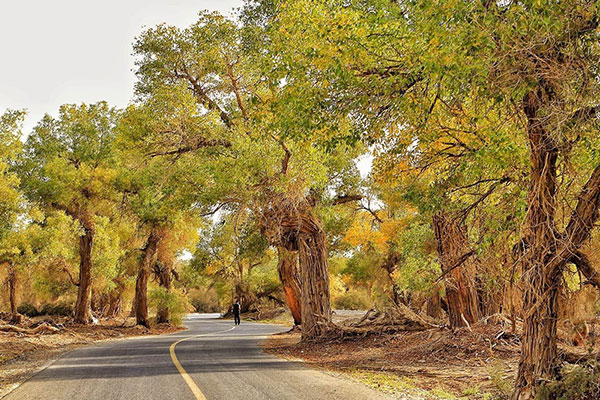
[233,300,241,325]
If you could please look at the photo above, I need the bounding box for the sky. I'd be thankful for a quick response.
[0,0,243,133]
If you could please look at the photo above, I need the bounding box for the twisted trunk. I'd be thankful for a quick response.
[512,89,600,398]
[432,212,481,328]
[277,247,302,325]
[260,197,332,340]
[134,228,161,327]
[296,212,331,340]
[512,90,562,399]
[73,223,94,324]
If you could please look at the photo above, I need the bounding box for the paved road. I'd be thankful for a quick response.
[5,314,394,400]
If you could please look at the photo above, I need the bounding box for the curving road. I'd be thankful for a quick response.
[4,314,393,400]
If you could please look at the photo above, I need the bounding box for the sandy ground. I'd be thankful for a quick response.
[264,314,600,400]
[264,324,518,399]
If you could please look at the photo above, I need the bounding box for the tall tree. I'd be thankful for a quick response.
[116,90,215,327]
[273,0,600,395]
[0,110,26,323]
[132,11,363,338]
[20,102,119,324]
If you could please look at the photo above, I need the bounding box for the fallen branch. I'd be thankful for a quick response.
[0,322,61,335]
[313,305,443,342]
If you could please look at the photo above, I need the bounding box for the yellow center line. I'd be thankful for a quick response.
[169,325,236,400]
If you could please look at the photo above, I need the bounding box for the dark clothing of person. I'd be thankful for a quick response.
[233,303,241,325]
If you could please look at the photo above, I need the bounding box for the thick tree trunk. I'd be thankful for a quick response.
[296,213,332,340]
[134,228,161,327]
[277,247,302,325]
[259,196,332,340]
[382,250,405,306]
[512,90,562,400]
[432,213,481,328]
[155,260,172,324]
[5,262,20,324]
[73,224,94,324]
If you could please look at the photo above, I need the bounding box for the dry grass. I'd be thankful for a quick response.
[264,321,522,399]
[264,316,600,399]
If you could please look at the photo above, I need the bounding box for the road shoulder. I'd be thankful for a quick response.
[0,319,182,399]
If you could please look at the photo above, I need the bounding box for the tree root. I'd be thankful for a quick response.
[0,322,61,335]
[312,305,443,342]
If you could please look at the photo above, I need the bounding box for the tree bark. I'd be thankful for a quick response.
[277,247,302,325]
[73,224,94,324]
[5,262,20,324]
[134,227,161,327]
[296,213,332,340]
[432,212,481,328]
[425,287,444,320]
[259,196,332,340]
[512,90,566,399]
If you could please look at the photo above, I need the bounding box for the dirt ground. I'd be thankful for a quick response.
[0,315,182,398]
[264,318,598,400]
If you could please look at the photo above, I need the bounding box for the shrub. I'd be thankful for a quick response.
[537,360,600,400]
[188,288,220,313]
[39,302,73,316]
[149,287,190,326]
[486,360,512,399]
[17,303,39,317]
[332,289,371,310]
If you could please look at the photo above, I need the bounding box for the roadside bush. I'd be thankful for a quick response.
[332,289,371,310]
[537,360,600,400]
[39,302,73,316]
[188,288,220,313]
[17,302,39,317]
[149,287,191,326]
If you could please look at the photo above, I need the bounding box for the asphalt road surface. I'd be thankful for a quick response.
[5,314,394,400]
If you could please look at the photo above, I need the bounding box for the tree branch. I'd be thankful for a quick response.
[280,140,291,175]
[333,194,363,205]
[435,250,476,283]
[148,137,231,157]
[562,164,600,254]
[361,205,383,223]
[179,67,233,128]
[570,251,600,289]
[63,267,79,287]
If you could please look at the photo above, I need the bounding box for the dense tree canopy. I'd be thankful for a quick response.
[3,2,600,398]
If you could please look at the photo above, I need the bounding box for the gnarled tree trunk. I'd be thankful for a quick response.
[512,90,563,400]
[432,212,481,328]
[277,247,302,325]
[295,212,331,340]
[260,196,332,340]
[134,227,161,327]
[512,88,600,398]
[73,224,94,324]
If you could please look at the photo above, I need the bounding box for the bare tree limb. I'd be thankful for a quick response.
[332,194,363,205]
[570,251,600,289]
